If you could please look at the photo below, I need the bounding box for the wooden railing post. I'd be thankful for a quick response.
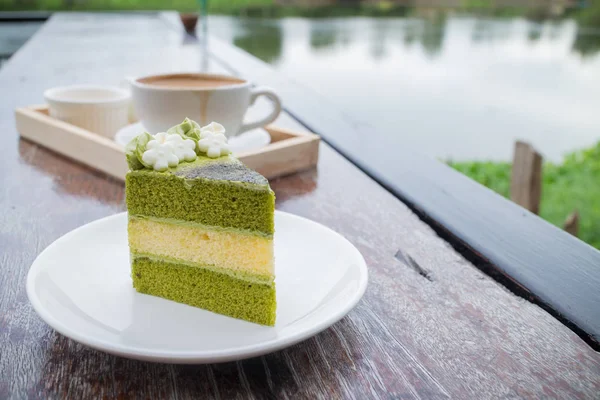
[564,211,580,237]
[510,141,543,215]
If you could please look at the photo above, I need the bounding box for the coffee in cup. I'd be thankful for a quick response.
[129,73,282,136]
[138,75,237,89]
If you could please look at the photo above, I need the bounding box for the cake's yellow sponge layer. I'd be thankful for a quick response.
[128,217,274,277]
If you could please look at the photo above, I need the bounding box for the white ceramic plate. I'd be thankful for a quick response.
[27,211,368,363]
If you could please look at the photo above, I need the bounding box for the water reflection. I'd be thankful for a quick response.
[368,19,391,60]
[233,20,282,64]
[421,16,446,57]
[471,18,512,43]
[310,22,337,51]
[403,21,419,45]
[211,15,600,161]
[528,25,543,42]
[573,29,600,57]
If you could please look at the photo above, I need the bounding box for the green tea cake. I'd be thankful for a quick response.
[125,119,276,326]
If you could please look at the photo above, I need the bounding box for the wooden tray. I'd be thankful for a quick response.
[15,106,320,181]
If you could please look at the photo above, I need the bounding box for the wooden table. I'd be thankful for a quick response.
[1,13,599,399]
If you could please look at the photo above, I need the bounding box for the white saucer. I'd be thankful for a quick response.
[115,122,271,154]
[27,211,368,363]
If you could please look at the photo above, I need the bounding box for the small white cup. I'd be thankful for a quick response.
[129,73,282,137]
[44,85,130,139]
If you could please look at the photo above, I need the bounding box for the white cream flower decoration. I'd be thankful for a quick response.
[200,121,226,138]
[198,122,231,158]
[142,132,179,171]
[166,134,196,162]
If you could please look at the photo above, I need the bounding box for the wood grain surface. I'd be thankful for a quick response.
[207,35,600,350]
[0,13,599,399]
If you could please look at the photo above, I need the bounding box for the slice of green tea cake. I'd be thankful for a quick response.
[125,119,276,326]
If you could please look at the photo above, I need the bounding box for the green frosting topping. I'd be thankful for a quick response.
[167,117,202,143]
[125,131,153,170]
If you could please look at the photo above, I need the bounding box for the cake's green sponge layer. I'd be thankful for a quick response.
[132,257,276,326]
[125,160,275,235]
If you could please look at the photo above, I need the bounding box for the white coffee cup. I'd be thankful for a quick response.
[129,73,282,137]
[44,85,130,138]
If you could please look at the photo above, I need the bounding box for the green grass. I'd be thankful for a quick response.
[2,0,600,26]
[575,1,600,27]
[449,142,600,250]
[0,0,274,13]
[0,0,545,19]
[0,1,413,17]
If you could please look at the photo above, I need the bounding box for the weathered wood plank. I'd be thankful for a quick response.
[207,35,600,350]
[0,12,599,400]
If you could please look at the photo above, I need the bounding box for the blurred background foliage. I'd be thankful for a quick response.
[450,141,600,249]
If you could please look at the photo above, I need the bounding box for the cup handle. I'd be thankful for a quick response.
[238,87,282,134]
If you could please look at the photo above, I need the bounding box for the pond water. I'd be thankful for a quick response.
[210,15,600,162]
